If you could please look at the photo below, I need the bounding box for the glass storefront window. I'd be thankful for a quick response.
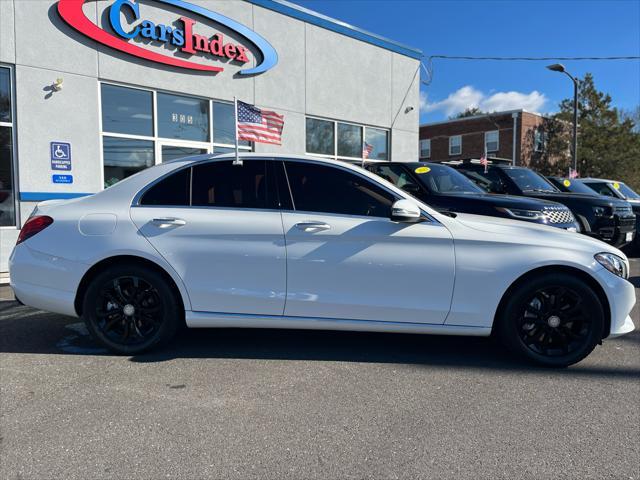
[306,117,334,156]
[0,126,15,226]
[161,145,207,163]
[365,127,389,160]
[103,137,154,188]
[0,68,11,123]
[212,102,249,147]
[101,84,153,137]
[337,123,362,158]
[158,92,210,142]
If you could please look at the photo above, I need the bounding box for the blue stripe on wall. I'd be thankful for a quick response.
[245,0,423,60]
[20,192,94,202]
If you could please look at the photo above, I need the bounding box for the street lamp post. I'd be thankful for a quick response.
[546,63,578,175]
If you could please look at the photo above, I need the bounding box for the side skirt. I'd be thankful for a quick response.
[185,311,492,336]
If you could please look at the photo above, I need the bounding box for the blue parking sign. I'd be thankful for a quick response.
[52,174,73,184]
[50,142,71,170]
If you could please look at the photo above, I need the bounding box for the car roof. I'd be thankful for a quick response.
[579,178,619,183]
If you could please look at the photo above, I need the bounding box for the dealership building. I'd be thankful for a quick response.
[0,0,422,275]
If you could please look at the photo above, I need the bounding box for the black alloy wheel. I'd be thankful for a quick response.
[498,273,604,367]
[83,264,181,355]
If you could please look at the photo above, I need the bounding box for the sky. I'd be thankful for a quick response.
[294,0,640,123]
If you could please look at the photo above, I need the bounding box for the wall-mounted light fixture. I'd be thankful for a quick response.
[52,78,64,92]
[405,106,414,113]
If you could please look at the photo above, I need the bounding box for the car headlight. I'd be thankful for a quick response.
[595,252,629,279]
[592,206,612,217]
[496,207,546,220]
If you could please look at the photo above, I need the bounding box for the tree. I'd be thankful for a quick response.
[542,73,640,189]
[452,107,483,119]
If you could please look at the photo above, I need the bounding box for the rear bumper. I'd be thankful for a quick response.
[9,244,85,317]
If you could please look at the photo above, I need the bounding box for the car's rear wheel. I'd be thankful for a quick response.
[82,264,181,355]
[497,273,604,367]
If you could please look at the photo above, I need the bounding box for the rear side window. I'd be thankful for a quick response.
[140,168,190,206]
[192,160,275,209]
[284,161,395,218]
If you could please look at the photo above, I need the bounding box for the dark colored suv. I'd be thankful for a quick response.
[365,162,579,230]
[579,178,640,251]
[451,162,636,248]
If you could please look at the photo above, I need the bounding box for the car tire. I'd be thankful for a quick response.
[497,272,604,367]
[82,264,181,355]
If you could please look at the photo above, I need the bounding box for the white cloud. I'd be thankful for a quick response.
[422,86,548,117]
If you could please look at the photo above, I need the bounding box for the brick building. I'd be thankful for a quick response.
[419,109,558,165]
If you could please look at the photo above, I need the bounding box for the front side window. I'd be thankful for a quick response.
[306,118,334,156]
[449,135,462,155]
[419,139,430,158]
[101,84,153,137]
[485,131,499,152]
[415,164,484,194]
[460,168,504,193]
[285,161,395,218]
[157,92,209,142]
[0,66,15,227]
[191,160,275,209]
[371,164,414,190]
[503,168,557,193]
[103,137,154,187]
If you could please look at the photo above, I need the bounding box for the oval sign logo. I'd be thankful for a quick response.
[58,0,278,75]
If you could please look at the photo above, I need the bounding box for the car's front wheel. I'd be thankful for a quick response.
[497,272,604,367]
[82,264,181,355]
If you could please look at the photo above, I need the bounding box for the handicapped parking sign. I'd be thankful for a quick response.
[50,142,71,170]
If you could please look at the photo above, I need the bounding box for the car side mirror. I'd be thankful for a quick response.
[391,199,422,223]
[401,183,420,194]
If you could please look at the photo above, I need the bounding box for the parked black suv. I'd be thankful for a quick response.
[451,161,636,247]
[579,178,640,251]
[365,162,579,230]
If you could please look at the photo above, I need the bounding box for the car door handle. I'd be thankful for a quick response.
[151,217,186,228]
[294,221,331,232]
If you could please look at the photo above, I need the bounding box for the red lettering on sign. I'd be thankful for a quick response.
[180,16,196,54]
[235,46,249,63]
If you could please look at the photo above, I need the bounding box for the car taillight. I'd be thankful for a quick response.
[16,215,54,245]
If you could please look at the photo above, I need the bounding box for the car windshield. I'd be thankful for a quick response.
[504,168,557,193]
[555,178,597,194]
[614,182,640,200]
[413,163,485,194]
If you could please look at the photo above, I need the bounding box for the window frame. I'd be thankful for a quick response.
[449,135,462,156]
[419,139,431,159]
[0,64,18,229]
[484,130,499,153]
[99,81,253,188]
[304,115,390,162]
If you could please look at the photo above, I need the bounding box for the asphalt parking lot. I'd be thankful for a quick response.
[1,260,638,480]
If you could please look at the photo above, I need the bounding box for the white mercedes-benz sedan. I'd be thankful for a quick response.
[9,154,636,366]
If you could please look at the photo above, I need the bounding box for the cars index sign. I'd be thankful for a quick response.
[57,0,278,75]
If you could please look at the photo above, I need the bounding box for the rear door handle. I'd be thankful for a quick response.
[151,217,186,228]
[295,221,331,232]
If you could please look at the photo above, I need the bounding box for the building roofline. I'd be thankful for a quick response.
[420,109,545,128]
[245,0,423,59]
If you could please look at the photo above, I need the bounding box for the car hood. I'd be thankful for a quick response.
[525,191,629,207]
[445,193,565,209]
[447,212,624,256]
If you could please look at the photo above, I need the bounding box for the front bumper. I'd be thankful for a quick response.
[592,266,637,338]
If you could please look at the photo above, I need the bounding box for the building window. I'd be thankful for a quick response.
[306,116,389,161]
[100,83,251,187]
[534,129,547,152]
[419,139,430,158]
[449,135,461,156]
[0,66,16,227]
[485,130,499,153]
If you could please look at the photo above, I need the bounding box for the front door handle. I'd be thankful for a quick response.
[294,221,331,232]
[151,217,186,228]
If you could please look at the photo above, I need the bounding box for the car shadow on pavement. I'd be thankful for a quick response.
[2,299,639,378]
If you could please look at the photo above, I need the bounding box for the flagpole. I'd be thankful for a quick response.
[233,96,242,166]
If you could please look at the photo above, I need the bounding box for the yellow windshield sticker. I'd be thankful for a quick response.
[563,179,571,187]
[613,182,620,189]
[415,166,430,174]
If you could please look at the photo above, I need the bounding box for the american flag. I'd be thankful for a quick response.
[569,168,579,179]
[363,142,374,159]
[236,100,284,145]
[479,152,488,173]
